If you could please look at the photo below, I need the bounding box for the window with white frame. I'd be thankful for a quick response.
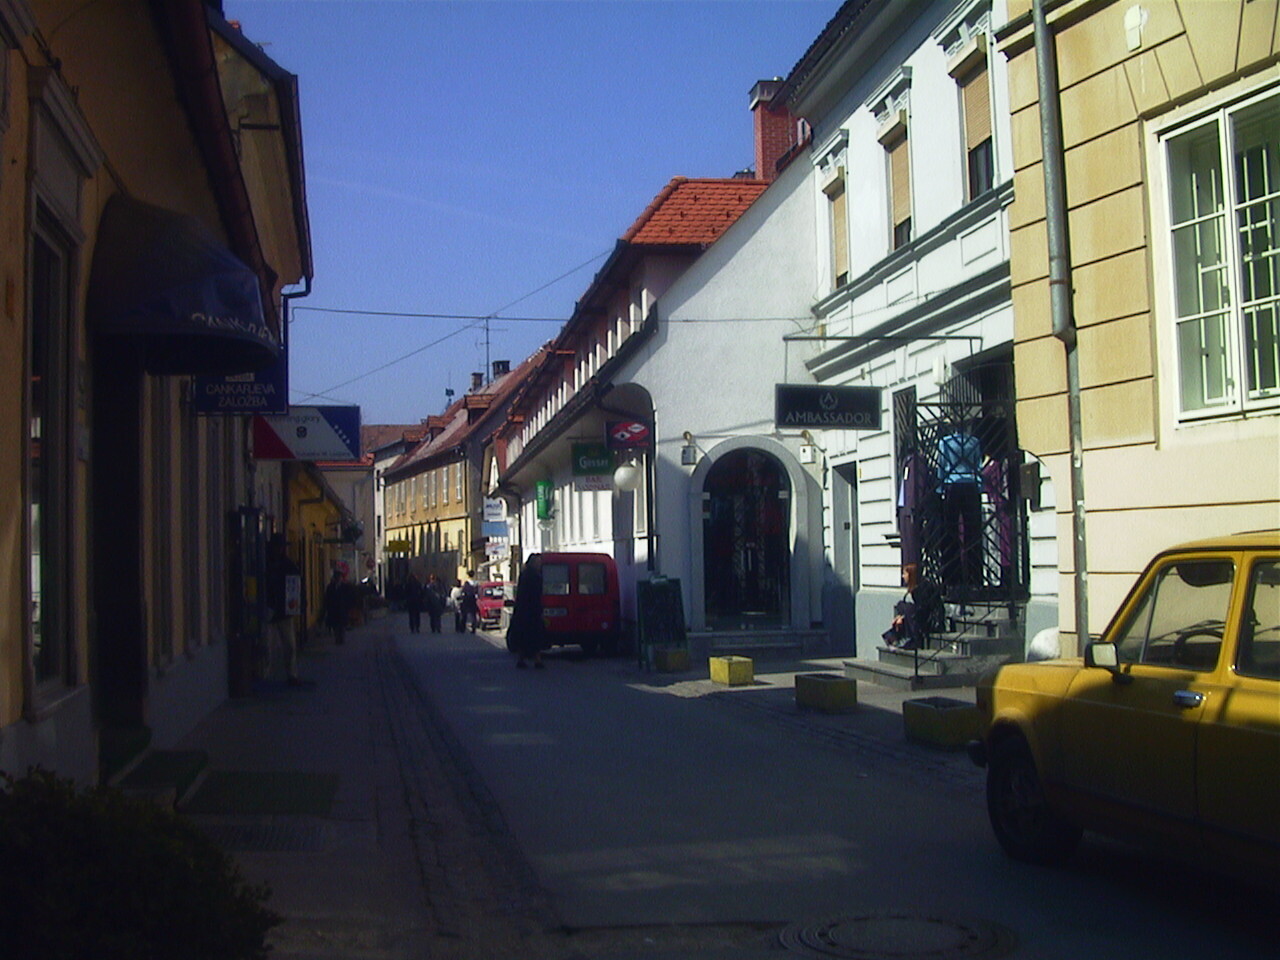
[455,460,463,503]
[1163,88,1279,418]
[870,68,913,251]
[938,1,995,203]
[886,128,912,250]
[956,54,993,201]
[825,167,849,289]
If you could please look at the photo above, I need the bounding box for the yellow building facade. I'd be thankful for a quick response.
[1000,0,1279,644]
[1,0,309,782]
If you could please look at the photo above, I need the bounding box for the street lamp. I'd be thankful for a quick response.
[613,460,642,492]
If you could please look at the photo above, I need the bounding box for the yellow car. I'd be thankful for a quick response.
[969,530,1279,876]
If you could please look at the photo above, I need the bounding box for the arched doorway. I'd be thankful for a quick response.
[702,449,790,630]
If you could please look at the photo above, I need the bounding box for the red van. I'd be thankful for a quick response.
[539,552,621,656]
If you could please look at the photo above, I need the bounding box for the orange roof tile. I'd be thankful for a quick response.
[622,177,768,246]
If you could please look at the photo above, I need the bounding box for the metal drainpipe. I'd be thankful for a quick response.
[274,278,312,523]
[1033,0,1089,648]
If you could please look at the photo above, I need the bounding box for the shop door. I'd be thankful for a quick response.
[702,449,790,630]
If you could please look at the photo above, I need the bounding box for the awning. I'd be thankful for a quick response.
[88,194,279,375]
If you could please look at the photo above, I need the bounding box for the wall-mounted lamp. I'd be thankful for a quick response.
[800,428,817,465]
[680,431,698,467]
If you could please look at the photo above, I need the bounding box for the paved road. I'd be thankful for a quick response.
[400,629,1279,960]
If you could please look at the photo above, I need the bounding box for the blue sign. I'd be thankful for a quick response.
[194,357,288,415]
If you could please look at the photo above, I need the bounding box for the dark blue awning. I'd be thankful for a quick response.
[88,194,279,375]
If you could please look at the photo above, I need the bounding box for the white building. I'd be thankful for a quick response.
[501,0,1053,670]
[782,0,1057,663]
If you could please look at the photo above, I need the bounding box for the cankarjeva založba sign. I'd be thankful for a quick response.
[774,384,882,430]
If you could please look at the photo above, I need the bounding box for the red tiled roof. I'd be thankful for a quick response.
[384,349,544,478]
[362,423,421,455]
[622,177,768,246]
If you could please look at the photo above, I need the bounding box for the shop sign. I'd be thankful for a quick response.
[608,420,651,449]
[252,405,362,460]
[535,480,554,520]
[572,442,612,476]
[483,497,506,522]
[774,384,882,430]
[193,358,288,415]
[575,475,612,492]
[385,539,413,554]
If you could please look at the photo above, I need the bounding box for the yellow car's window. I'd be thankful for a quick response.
[1238,559,1280,680]
[1114,559,1234,670]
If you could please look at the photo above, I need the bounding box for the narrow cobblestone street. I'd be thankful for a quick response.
[178,618,1277,960]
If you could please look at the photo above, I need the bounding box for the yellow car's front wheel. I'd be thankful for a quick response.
[986,736,1082,866]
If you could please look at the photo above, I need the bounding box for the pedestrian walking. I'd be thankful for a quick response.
[323,567,350,645]
[508,554,545,669]
[426,573,446,633]
[404,571,425,634]
[266,533,304,685]
[460,572,480,633]
[450,579,466,632]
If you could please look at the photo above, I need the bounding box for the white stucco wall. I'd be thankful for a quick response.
[613,156,827,631]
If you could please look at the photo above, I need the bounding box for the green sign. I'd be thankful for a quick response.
[535,480,554,520]
[571,442,612,476]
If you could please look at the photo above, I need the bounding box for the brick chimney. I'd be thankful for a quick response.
[470,371,484,391]
[492,359,510,378]
[751,79,794,183]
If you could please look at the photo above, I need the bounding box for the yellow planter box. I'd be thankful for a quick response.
[653,647,690,672]
[902,696,981,750]
[709,655,753,686]
[795,673,858,713]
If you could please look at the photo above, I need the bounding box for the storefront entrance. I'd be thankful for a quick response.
[702,449,791,630]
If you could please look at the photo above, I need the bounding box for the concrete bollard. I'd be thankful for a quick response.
[709,655,754,686]
[653,647,690,672]
[795,673,858,713]
[902,696,981,750]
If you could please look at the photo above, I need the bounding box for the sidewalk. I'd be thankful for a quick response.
[173,618,983,959]
[176,617,435,958]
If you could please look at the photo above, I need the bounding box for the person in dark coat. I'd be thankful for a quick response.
[404,572,425,634]
[460,573,480,633]
[426,574,446,634]
[266,534,303,685]
[882,563,943,650]
[508,554,545,669]
[323,568,350,645]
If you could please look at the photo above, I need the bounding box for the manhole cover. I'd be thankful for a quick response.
[779,914,1017,960]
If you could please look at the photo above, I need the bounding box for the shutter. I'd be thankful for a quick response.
[962,63,991,151]
[889,134,911,227]
[830,179,849,284]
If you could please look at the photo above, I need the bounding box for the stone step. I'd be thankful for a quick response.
[843,657,978,692]
[877,645,972,675]
[690,629,827,660]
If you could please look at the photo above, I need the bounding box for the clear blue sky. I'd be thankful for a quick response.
[224,0,840,426]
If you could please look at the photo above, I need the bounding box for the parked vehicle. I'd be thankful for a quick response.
[969,530,1279,878]
[539,552,621,656]
[477,581,512,629]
